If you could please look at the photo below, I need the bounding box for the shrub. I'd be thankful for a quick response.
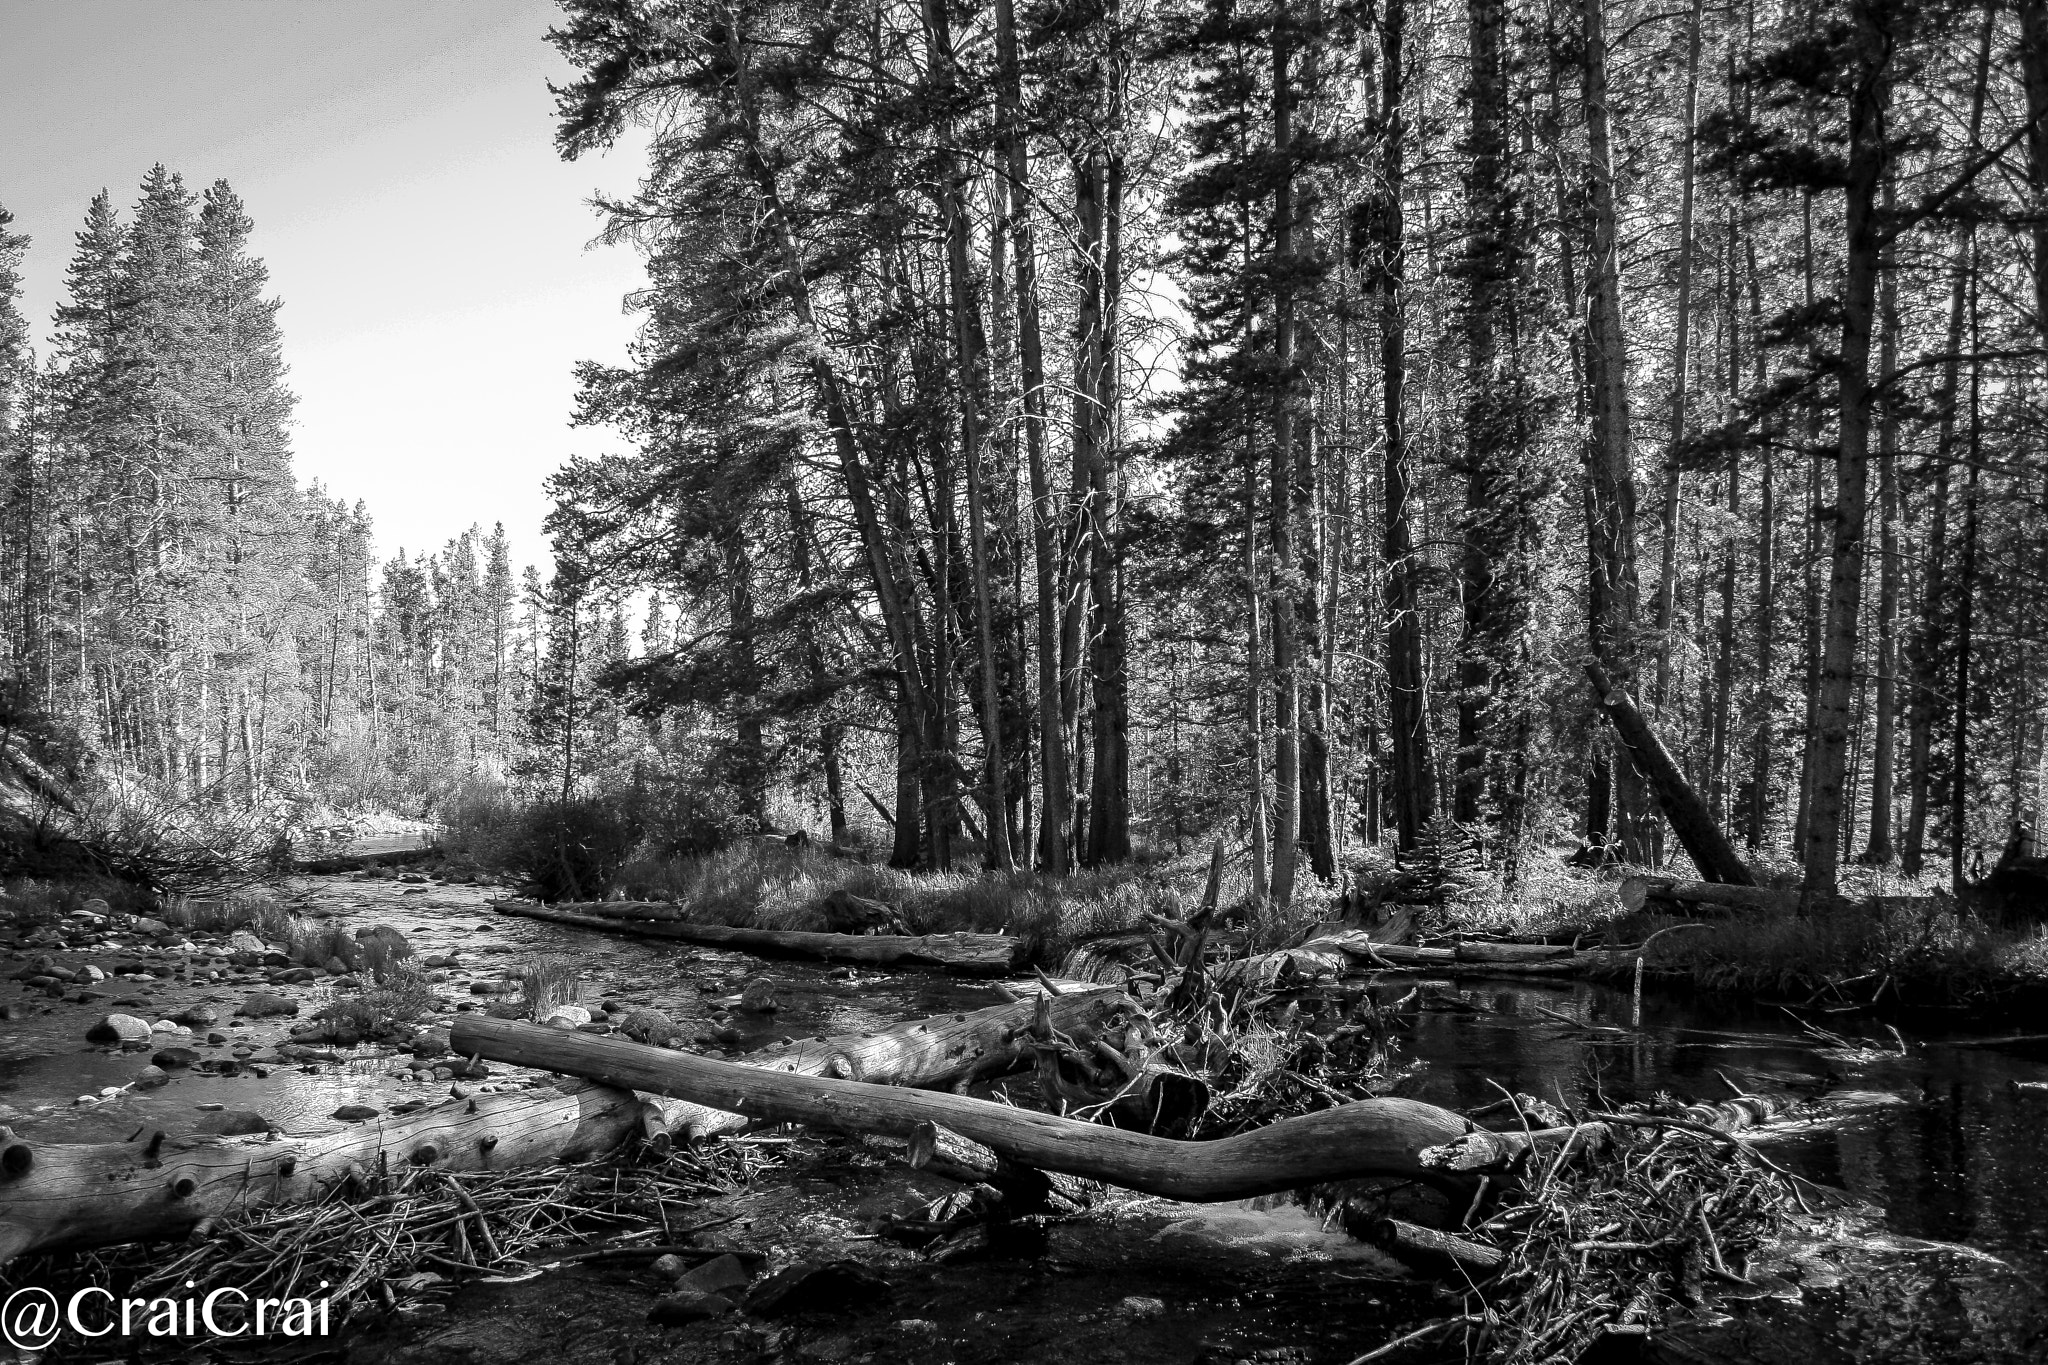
[318,961,439,1035]
[506,797,640,902]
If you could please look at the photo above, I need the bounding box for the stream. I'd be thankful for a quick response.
[5,870,2047,1363]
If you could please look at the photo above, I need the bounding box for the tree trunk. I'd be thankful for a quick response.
[450,1018,1476,1204]
[1586,661,1756,885]
[1269,13,1302,905]
[922,0,1013,873]
[1800,1,1890,898]
[994,0,1068,876]
[1904,20,1990,875]
[1861,173,1901,865]
[1583,0,1658,859]
[1373,0,1435,854]
[0,1085,650,1263]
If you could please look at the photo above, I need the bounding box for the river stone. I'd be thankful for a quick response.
[621,1007,681,1046]
[646,1291,733,1325]
[127,917,172,938]
[86,1013,153,1046]
[675,1254,751,1297]
[238,991,298,1018]
[153,1046,202,1069]
[737,979,779,1013]
[541,1004,592,1029]
[744,1260,888,1317]
[225,930,266,955]
[132,1064,169,1087]
[193,1110,270,1136]
[332,1104,380,1122]
[175,1004,221,1028]
[80,964,106,982]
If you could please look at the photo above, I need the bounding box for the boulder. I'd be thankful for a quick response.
[675,1254,752,1297]
[237,991,299,1019]
[737,979,779,1014]
[541,1004,592,1029]
[174,1005,221,1029]
[127,917,172,938]
[744,1260,889,1318]
[620,1007,681,1046]
[153,1046,202,1069]
[331,1104,380,1122]
[86,1013,153,1046]
[132,1064,169,1087]
[192,1110,271,1136]
[225,930,267,955]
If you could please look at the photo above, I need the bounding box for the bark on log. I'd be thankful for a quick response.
[1619,876,1939,919]
[450,1017,1476,1201]
[1368,1217,1506,1276]
[1620,876,1801,916]
[652,988,1145,1139]
[490,900,1021,975]
[1586,662,1756,886]
[0,1083,649,1263]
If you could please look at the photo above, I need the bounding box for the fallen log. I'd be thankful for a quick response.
[1368,1217,1506,1277]
[1619,876,1942,921]
[294,845,436,875]
[1586,661,1755,888]
[0,1082,650,1263]
[653,987,1145,1139]
[490,900,1022,975]
[1619,876,1799,917]
[450,1017,1476,1202]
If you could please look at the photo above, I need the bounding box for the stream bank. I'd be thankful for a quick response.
[5,870,2048,1363]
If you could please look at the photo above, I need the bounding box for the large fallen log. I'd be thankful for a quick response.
[1619,876,1941,920]
[654,987,1146,1139]
[1586,662,1755,887]
[451,1017,1476,1202]
[490,900,1022,975]
[1213,935,1632,982]
[0,1083,650,1263]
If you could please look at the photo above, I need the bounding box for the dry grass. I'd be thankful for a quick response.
[518,955,585,1018]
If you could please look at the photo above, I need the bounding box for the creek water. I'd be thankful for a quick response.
[5,873,2047,1363]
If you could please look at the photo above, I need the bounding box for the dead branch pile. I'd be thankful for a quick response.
[1371,1092,1800,1364]
[1,1142,779,1328]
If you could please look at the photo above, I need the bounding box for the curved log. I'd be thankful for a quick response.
[490,900,1021,975]
[451,1017,1475,1202]
[656,987,1146,1139]
[0,1083,650,1263]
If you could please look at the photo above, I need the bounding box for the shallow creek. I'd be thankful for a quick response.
[5,873,2047,1363]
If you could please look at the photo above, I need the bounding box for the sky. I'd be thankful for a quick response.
[0,0,649,569]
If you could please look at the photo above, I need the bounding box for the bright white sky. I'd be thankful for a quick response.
[0,0,648,569]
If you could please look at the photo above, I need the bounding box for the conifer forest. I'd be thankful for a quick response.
[15,0,2041,899]
[4,3,2048,1357]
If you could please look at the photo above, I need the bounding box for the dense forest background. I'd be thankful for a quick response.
[2,0,2044,905]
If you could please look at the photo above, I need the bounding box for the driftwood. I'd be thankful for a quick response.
[0,1083,650,1263]
[294,845,436,875]
[1418,1092,1806,1174]
[1586,662,1755,887]
[653,988,1146,1139]
[1368,1217,1506,1276]
[450,1016,1476,1201]
[489,900,1021,975]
